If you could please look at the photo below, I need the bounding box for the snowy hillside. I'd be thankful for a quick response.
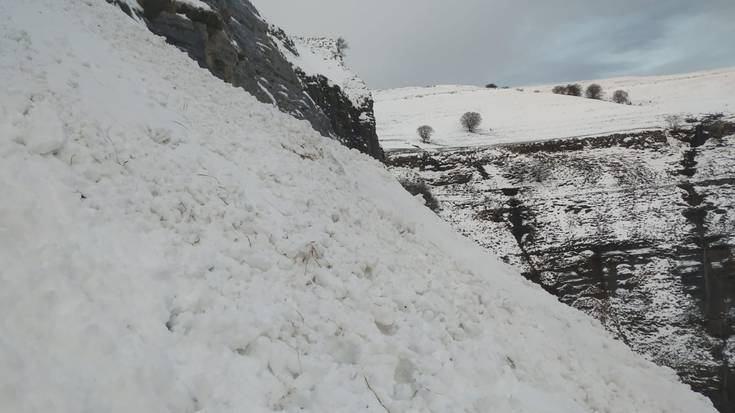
[376,68,735,150]
[0,1,716,412]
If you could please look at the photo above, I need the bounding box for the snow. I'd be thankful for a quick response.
[375,68,735,150]
[0,0,717,412]
[177,0,212,11]
[4,101,67,155]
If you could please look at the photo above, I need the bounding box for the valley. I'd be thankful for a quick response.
[386,117,735,411]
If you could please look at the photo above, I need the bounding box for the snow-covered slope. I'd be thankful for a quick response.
[376,68,735,150]
[0,1,716,412]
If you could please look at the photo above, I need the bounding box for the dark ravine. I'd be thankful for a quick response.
[673,117,735,410]
[107,0,383,160]
[388,119,735,412]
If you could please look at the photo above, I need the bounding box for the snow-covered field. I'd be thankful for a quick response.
[376,68,735,150]
[0,0,717,412]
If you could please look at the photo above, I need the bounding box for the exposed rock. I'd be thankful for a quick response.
[106,0,383,160]
[281,36,383,159]
[300,73,382,158]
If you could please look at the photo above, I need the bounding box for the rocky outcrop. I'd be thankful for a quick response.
[387,119,735,412]
[297,73,382,158]
[106,0,383,160]
[287,36,382,159]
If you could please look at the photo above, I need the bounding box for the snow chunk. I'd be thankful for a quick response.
[17,102,67,155]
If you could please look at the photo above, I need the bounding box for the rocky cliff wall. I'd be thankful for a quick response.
[107,0,383,159]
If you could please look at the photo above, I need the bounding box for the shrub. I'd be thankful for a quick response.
[527,159,553,183]
[416,125,435,143]
[565,83,582,96]
[703,114,728,141]
[552,85,567,95]
[460,112,482,133]
[710,120,727,141]
[664,115,682,130]
[612,90,630,104]
[398,178,440,212]
[485,83,498,89]
[585,84,603,100]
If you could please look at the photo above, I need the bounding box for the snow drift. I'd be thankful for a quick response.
[0,0,716,412]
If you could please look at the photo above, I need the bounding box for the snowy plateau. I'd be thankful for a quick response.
[0,1,722,413]
[376,68,735,150]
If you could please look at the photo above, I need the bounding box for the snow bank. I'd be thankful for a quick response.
[0,0,716,412]
[376,68,735,150]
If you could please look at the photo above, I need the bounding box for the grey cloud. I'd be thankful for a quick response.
[253,0,735,88]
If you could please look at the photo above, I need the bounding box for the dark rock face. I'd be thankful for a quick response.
[388,119,735,412]
[107,0,383,160]
[300,73,383,159]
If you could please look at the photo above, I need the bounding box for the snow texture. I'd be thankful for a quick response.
[0,0,716,412]
[376,68,735,150]
[177,0,212,11]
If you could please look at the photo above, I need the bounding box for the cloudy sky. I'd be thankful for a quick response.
[253,0,735,90]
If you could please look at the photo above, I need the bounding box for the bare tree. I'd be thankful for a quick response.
[612,90,630,104]
[565,83,582,96]
[335,37,349,58]
[585,84,603,100]
[417,125,435,143]
[460,112,483,133]
[552,85,567,95]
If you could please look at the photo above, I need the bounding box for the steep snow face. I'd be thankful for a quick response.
[375,68,735,150]
[0,1,716,412]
